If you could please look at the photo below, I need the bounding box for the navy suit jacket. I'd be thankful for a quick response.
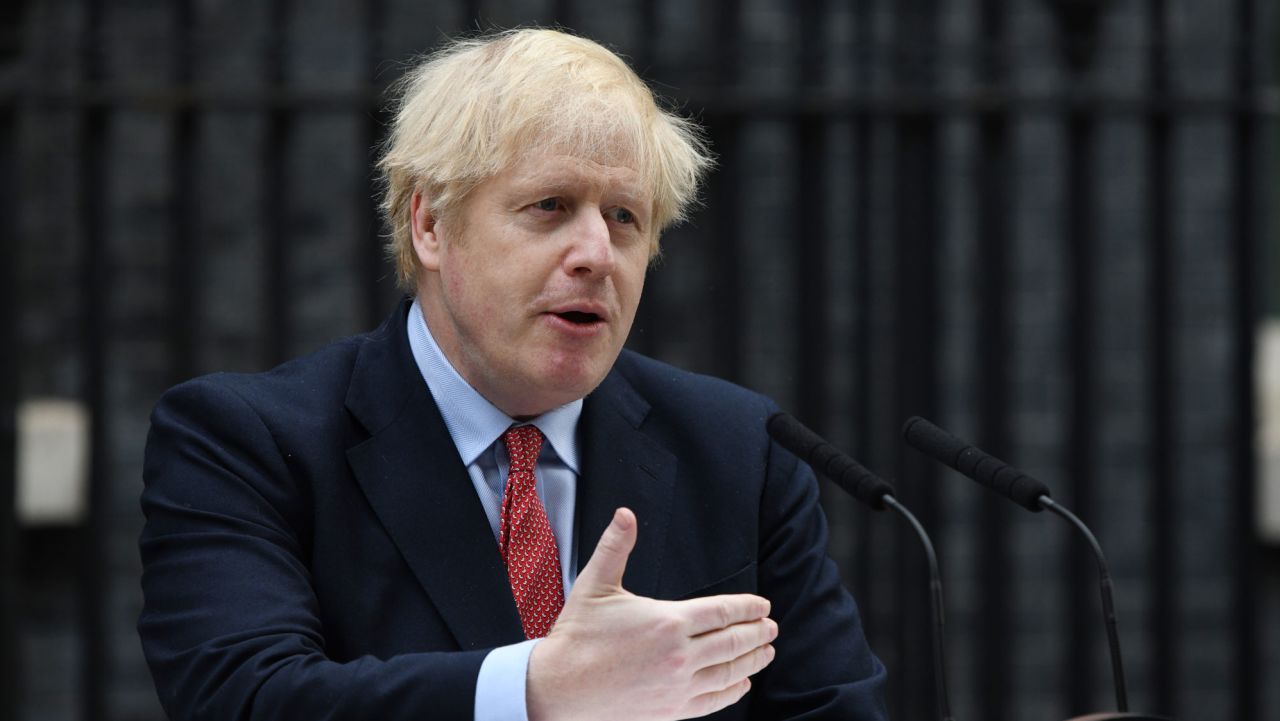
[139,301,888,720]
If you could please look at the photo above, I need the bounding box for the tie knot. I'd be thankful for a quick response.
[502,425,545,475]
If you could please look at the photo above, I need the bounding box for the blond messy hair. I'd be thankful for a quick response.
[377,28,714,290]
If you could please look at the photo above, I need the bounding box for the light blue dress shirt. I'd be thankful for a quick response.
[405,299,581,721]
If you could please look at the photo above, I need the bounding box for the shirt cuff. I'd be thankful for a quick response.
[475,638,541,721]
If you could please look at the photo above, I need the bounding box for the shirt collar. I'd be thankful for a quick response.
[406,297,582,472]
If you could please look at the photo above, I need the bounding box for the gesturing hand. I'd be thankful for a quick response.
[526,508,777,721]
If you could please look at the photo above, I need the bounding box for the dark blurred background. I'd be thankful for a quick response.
[3,1,1279,720]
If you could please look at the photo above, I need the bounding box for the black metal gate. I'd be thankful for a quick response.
[2,1,1275,719]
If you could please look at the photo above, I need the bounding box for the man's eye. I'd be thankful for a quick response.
[610,207,635,224]
[533,198,560,212]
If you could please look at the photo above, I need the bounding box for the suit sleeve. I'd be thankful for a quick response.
[138,377,486,721]
[747,431,890,720]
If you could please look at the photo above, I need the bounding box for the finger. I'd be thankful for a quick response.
[573,507,637,592]
[681,677,752,719]
[687,617,778,668]
[679,593,771,636]
[689,643,776,697]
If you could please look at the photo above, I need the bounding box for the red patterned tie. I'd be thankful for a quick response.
[498,425,564,639]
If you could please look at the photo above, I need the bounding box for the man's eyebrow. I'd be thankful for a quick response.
[514,177,575,197]
[510,173,650,210]
[607,188,650,211]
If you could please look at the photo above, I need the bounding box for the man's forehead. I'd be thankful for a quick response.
[502,151,650,202]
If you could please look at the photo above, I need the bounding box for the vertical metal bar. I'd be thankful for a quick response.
[892,3,940,719]
[0,11,23,721]
[707,117,744,383]
[264,0,290,367]
[361,0,394,329]
[896,115,947,721]
[463,0,483,31]
[1230,0,1260,717]
[893,114,941,721]
[78,0,108,717]
[78,105,109,721]
[711,0,740,114]
[1047,3,1105,713]
[1064,110,1098,715]
[795,0,826,427]
[627,0,659,358]
[0,86,20,721]
[707,0,743,383]
[552,0,573,28]
[1145,0,1176,714]
[636,0,657,75]
[975,2,1012,719]
[850,0,875,630]
[169,0,197,384]
[889,3,912,717]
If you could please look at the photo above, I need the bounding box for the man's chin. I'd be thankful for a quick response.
[525,360,615,410]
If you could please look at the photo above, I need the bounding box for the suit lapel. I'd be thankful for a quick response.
[576,367,677,599]
[344,302,524,650]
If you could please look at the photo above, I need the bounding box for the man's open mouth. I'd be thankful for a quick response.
[554,310,602,325]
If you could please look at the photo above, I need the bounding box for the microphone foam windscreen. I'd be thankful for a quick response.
[903,416,1049,511]
[768,412,893,509]
[902,416,967,468]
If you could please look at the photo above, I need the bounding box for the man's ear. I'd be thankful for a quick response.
[410,190,442,272]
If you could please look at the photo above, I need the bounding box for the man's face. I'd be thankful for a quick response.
[412,150,653,418]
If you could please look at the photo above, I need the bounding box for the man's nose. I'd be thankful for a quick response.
[563,210,616,276]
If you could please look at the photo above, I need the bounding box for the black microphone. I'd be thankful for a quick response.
[767,412,953,721]
[902,416,1049,511]
[766,412,894,509]
[901,416,1141,718]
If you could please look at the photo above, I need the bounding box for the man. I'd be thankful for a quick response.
[139,28,887,720]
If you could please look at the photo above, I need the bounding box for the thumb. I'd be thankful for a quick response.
[575,507,637,592]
